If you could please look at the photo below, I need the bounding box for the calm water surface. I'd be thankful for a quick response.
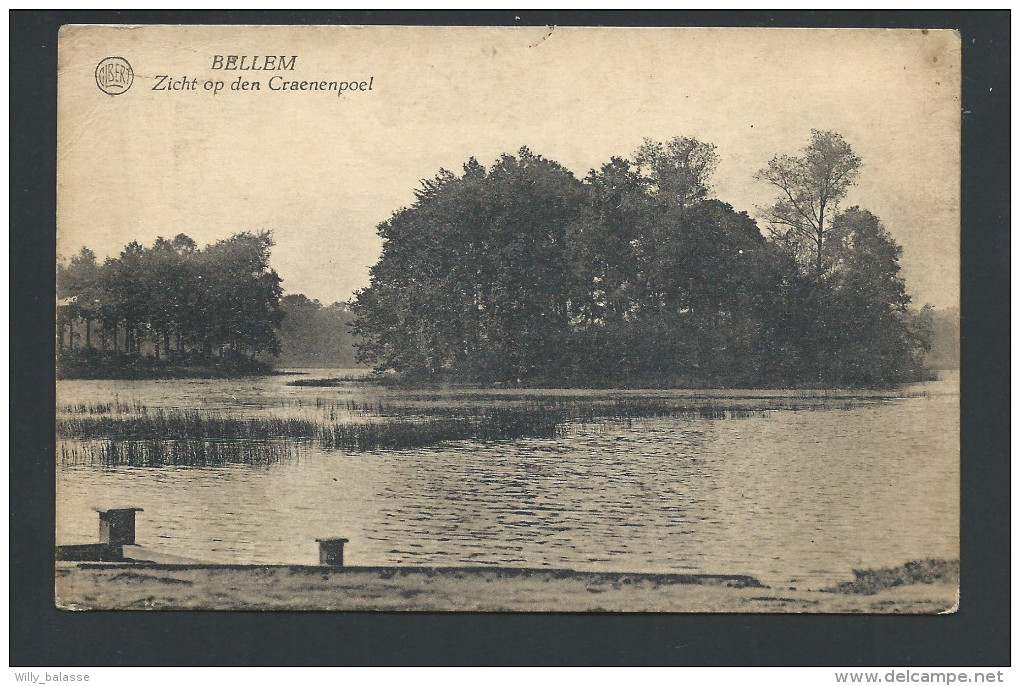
[56,370,959,588]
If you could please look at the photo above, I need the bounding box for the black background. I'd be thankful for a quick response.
[10,10,1010,666]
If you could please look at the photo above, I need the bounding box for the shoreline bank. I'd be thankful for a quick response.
[55,562,958,613]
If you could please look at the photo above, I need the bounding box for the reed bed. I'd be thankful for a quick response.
[58,411,318,442]
[286,374,397,387]
[375,394,864,418]
[57,391,868,467]
[57,407,562,466]
[370,398,784,422]
[59,400,150,415]
[316,409,562,452]
[60,439,302,468]
[286,377,352,387]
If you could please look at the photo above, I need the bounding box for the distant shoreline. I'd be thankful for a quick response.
[283,369,948,391]
[56,358,952,387]
[57,367,305,381]
[56,350,304,381]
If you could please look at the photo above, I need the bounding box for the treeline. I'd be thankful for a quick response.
[352,132,934,387]
[57,231,283,377]
[276,295,362,368]
[925,308,960,370]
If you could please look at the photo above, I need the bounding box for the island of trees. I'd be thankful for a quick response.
[58,131,939,387]
[352,131,935,387]
[57,231,284,378]
[57,231,363,378]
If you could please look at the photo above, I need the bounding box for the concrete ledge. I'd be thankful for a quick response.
[55,543,123,562]
[68,563,765,588]
[53,563,959,613]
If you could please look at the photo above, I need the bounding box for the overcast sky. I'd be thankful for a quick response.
[59,25,960,309]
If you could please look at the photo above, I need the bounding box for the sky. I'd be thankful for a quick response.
[58,26,961,309]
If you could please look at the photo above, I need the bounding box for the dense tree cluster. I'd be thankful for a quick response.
[353,133,932,387]
[57,231,283,372]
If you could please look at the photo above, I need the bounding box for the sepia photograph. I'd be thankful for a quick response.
[53,24,961,613]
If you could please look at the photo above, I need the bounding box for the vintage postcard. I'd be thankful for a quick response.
[55,25,960,612]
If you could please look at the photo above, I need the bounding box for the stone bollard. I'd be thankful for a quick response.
[96,507,144,546]
[316,538,349,566]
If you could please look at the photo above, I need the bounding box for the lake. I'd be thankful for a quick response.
[56,370,959,589]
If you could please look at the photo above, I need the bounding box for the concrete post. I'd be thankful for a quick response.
[316,538,349,566]
[96,507,144,546]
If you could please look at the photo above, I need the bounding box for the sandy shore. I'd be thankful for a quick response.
[55,563,958,613]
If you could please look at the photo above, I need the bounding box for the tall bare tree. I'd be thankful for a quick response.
[757,130,862,277]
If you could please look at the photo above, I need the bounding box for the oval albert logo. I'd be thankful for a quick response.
[95,57,134,95]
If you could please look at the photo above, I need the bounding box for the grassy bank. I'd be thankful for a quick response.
[54,559,959,613]
[825,559,960,595]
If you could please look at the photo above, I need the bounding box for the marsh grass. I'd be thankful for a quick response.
[369,397,861,422]
[56,392,869,467]
[286,374,399,387]
[316,409,562,452]
[825,559,960,595]
[60,439,303,467]
[59,400,149,415]
[58,411,319,441]
[57,406,562,466]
